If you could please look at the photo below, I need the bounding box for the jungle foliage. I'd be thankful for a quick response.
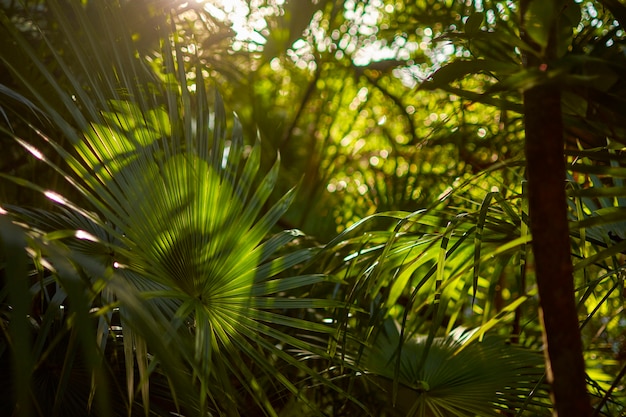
[1,1,625,416]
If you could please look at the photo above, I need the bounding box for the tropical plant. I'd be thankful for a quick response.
[0,2,345,415]
[2,1,626,416]
[361,319,546,417]
[419,1,626,414]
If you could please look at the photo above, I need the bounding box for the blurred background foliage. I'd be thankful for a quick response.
[0,0,530,238]
[1,0,626,416]
[168,0,529,239]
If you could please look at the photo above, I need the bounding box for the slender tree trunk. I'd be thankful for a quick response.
[520,1,592,416]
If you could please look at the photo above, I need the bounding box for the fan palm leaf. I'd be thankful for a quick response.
[361,319,548,417]
[1,2,343,415]
[308,171,552,415]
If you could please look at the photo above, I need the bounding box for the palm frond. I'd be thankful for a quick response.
[362,319,549,417]
[0,2,345,415]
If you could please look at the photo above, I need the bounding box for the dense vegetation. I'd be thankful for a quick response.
[1,1,625,416]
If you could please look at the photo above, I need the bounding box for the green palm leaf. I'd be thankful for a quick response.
[0,2,343,415]
[309,174,552,415]
[362,319,548,417]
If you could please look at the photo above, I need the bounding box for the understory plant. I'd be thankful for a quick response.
[0,2,343,415]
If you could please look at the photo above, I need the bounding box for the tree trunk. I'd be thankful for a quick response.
[521,1,592,416]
